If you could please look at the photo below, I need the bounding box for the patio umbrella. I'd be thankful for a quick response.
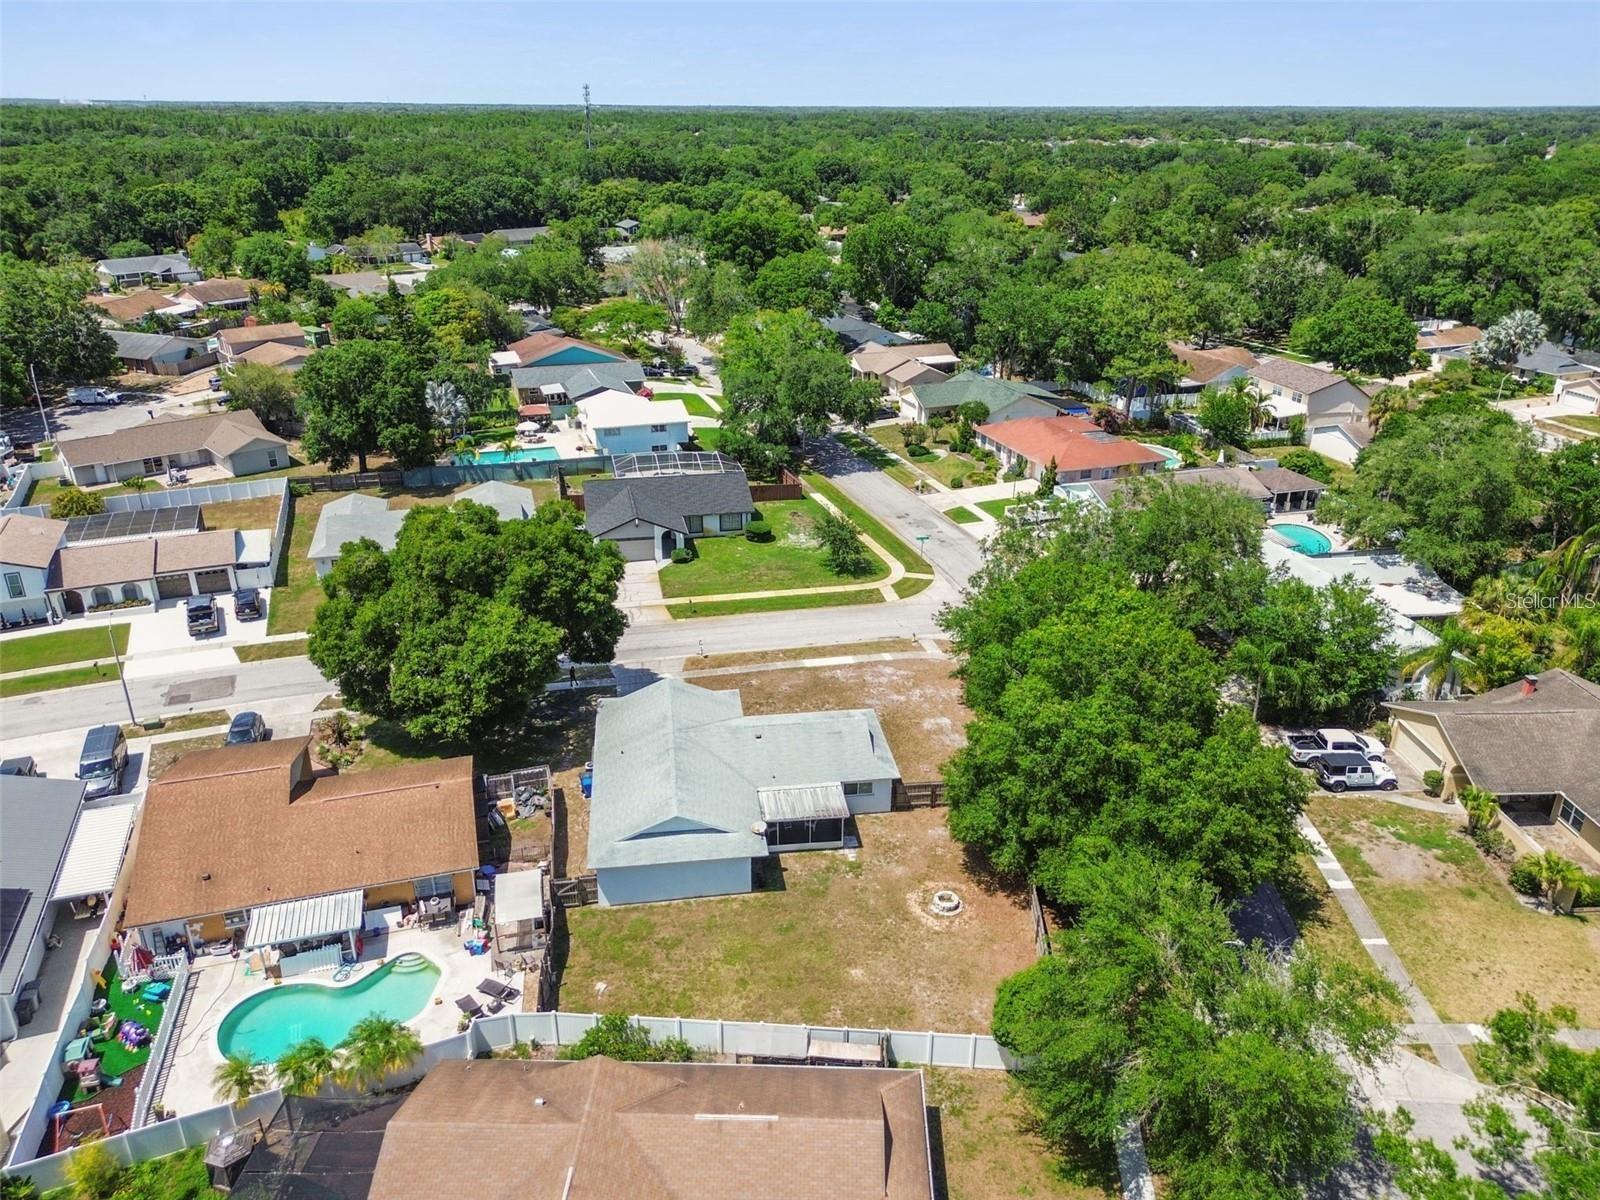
[515,421,540,434]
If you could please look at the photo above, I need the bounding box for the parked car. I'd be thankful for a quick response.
[68,387,123,406]
[224,711,268,745]
[1314,752,1399,793]
[1283,727,1385,767]
[0,755,39,777]
[186,595,221,638]
[642,364,670,378]
[76,725,127,799]
[233,588,264,621]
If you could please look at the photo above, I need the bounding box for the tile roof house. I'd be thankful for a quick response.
[574,389,690,457]
[588,679,900,905]
[365,1057,934,1200]
[583,466,754,562]
[120,738,479,953]
[106,330,214,376]
[307,493,408,577]
[0,775,88,1042]
[56,410,289,486]
[975,414,1167,483]
[214,322,309,366]
[1385,671,1600,876]
[902,371,1068,424]
[95,253,200,289]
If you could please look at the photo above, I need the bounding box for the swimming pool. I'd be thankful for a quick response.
[216,954,440,1061]
[1271,523,1333,555]
[1138,442,1184,470]
[456,446,560,464]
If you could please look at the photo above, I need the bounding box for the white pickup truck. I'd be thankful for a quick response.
[1283,727,1385,767]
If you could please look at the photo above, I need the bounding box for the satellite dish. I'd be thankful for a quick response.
[751,821,767,836]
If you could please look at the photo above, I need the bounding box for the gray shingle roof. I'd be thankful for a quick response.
[584,471,753,538]
[0,776,85,996]
[508,362,645,397]
[456,481,535,521]
[307,494,407,561]
[97,253,193,276]
[1515,341,1600,377]
[587,679,900,871]
[822,315,908,350]
[108,330,208,361]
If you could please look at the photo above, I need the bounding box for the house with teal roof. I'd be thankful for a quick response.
[901,371,1067,424]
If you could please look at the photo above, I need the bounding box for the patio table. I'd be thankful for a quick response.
[62,1037,93,1064]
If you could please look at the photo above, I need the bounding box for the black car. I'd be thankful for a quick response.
[0,756,39,777]
[234,588,264,621]
[186,595,221,638]
[225,711,268,745]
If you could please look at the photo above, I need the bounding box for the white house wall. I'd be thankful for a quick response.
[595,857,753,906]
[845,778,894,815]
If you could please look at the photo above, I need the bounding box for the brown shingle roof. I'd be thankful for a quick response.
[51,540,155,589]
[976,414,1167,473]
[176,278,262,306]
[235,341,310,368]
[122,739,479,927]
[0,514,67,569]
[852,342,955,375]
[56,410,286,470]
[1416,324,1481,349]
[1168,342,1259,383]
[1249,466,1327,495]
[153,530,236,573]
[1249,357,1346,395]
[87,291,178,323]
[368,1058,933,1200]
[216,322,306,350]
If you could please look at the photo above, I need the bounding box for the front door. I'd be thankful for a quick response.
[660,530,677,558]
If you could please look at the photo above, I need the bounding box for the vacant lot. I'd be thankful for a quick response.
[926,1069,1112,1200]
[563,807,1035,1031]
[658,497,886,598]
[0,624,128,672]
[700,657,969,780]
[1309,795,1600,1024]
[667,589,883,619]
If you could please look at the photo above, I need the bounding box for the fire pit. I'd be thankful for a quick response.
[929,889,963,917]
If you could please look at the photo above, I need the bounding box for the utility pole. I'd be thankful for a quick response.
[107,624,137,727]
[583,84,593,154]
[27,362,52,443]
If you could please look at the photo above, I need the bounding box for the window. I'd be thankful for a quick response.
[92,587,113,608]
[841,781,873,797]
[650,423,667,433]
[1558,798,1587,835]
[3,572,23,600]
[651,444,668,453]
[718,512,743,532]
[141,457,164,474]
[120,583,141,603]
[222,910,248,929]
[600,427,621,437]
[414,874,455,900]
[266,451,280,468]
[685,515,704,535]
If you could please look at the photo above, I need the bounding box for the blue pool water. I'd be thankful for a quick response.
[216,954,440,1060]
[1138,442,1184,470]
[1271,523,1333,555]
[456,446,560,464]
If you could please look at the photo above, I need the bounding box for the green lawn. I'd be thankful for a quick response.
[667,589,884,618]
[801,473,926,572]
[0,661,120,697]
[267,491,343,633]
[658,498,886,598]
[24,477,147,507]
[62,957,168,1099]
[123,709,230,738]
[0,623,128,672]
[1552,414,1600,435]
[867,425,985,488]
[947,506,982,524]
[976,496,1024,519]
[1308,795,1600,1025]
[835,430,921,489]
[650,390,720,419]
[691,426,724,452]
[892,576,934,599]
[235,638,310,662]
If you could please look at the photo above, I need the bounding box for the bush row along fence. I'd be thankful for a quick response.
[2,1009,1012,1190]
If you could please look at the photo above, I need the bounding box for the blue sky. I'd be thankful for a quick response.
[2,2,1597,106]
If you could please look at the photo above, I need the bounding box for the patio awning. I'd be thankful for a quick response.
[758,783,849,823]
[1263,396,1307,420]
[493,868,545,926]
[51,804,137,901]
[244,890,363,949]
[518,403,552,417]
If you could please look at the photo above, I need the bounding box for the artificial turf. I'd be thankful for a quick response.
[62,957,169,1098]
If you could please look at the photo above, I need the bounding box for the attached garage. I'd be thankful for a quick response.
[194,568,232,594]
[156,574,193,599]
[1390,721,1443,774]
[609,534,659,562]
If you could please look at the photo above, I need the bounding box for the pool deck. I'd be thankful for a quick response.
[159,925,497,1115]
[1267,512,1349,553]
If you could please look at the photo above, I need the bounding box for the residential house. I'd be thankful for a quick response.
[0,775,94,1044]
[1513,341,1600,383]
[573,390,689,456]
[851,342,959,399]
[500,332,628,372]
[107,330,215,376]
[56,410,289,486]
[821,314,908,352]
[583,462,754,561]
[95,253,200,290]
[362,1057,933,1200]
[232,341,312,372]
[51,529,249,614]
[901,371,1064,424]
[213,322,309,366]
[119,739,479,963]
[307,493,407,577]
[613,218,640,239]
[975,414,1168,482]
[173,278,264,310]
[1385,671,1600,870]
[1415,321,1481,369]
[87,290,189,326]
[507,362,645,412]
[456,480,536,521]
[1168,343,1260,395]
[325,241,427,265]
[1073,464,1324,515]
[0,514,67,626]
[1556,375,1600,414]
[588,679,900,905]
[491,226,551,246]
[316,271,424,298]
[1247,358,1373,464]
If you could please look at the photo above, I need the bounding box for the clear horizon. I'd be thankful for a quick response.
[2,1,1597,108]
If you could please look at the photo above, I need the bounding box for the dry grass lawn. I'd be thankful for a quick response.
[684,638,925,671]
[561,807,1036,1031]
[697,658,970,780]
[1309,795,1600,1024]
[926,1069,1112,1200]
[200,495,281,531]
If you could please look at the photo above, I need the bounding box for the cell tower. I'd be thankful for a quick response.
[583,83,593,153]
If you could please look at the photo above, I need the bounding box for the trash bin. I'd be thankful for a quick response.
[580,771,593,798]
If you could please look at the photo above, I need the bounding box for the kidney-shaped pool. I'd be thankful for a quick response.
[217,953,441,1061]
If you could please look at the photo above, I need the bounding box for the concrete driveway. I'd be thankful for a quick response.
[1,385,223,448]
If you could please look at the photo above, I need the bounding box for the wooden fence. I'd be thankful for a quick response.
[890,780,948,810]
[551,875,599,907]
[750,465,804,502]
[1028,884,1052,959]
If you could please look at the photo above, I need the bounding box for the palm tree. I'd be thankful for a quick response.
[1458,786,1501,836]
[1400,620,1487,698]
[1537,524,1600,608]
[275,1037,339,1098]
[122,473,153,511]
[1220,376,1271,433]
[338,1015,423,1092]
[1477,310,1547,367]
[425,379,466,438]
[1529,850,1583,914]
[1366,386,1409,432]
[213,1052,267,1106]
[452,435,478,463]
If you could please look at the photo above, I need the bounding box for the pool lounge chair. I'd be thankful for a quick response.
[454,996,483,1018]
[476,978,520,1003]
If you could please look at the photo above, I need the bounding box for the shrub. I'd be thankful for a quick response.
[948,475,963,489]
[743,519,772,542]
[289,480,313,497]
[1470,825,1515,863]
[64,1142,121,1199]
[1422,769,1444,797]
[1576,875,1600,908]
[901,422,930,448]
[50,486,106,519]
[669,547,693,564]
[1368,719,1390,746]
[1508,856,1541,897]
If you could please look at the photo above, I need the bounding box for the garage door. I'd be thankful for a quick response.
[156,574,193,600]
[194,568,232,594]
[1391,723,1441,773]
[611,538,656,562]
